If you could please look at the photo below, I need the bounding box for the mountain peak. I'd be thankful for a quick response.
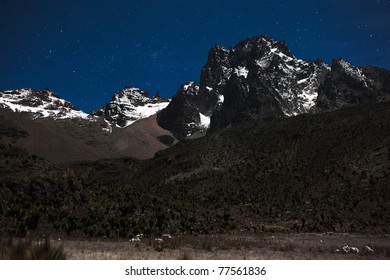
[182,81,199,94]
[332,59,369,84]
[157,81,203,140]
[92,86,170,128]
[111,87,150,105]
[0,88,89,119]
[159,34,389,137]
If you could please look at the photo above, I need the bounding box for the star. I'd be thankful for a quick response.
[0,0,388,114]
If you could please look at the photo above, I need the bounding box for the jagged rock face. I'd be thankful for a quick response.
[159,35,336,136]
[211,74,286,129]
[197,45,231,115]
[92,87,170,127]
[157,82,205,140]
[157,46,230,139]
[160,36,320,137]
[0,88,88,119]
[316,59,390,110]
[160,35,389,136]
[361,66,390,94]
[210,36,330,129]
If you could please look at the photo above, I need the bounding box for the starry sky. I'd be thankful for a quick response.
[1,0,389,113]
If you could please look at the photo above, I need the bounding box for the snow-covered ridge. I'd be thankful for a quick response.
[113,87,150,104]
[0,88,89,119]
[93,87,170,128]
[0,87,171,129]
[337,59,369,86]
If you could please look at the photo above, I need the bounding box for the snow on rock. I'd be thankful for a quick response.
[297,78,309,85]
[234,66,249,78]
[183,81,199,92]
[337,59,369,86]
[0,88,89,119]
[295,64,328,111]
[199,112,210,128]
[93,87,170,128]
[269,47,294,62]
[217,94,224,105]
[256,57,272,70]
[221,66,233,81]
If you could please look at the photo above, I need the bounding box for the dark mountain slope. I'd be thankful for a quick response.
[1,102,389,238]
[0,108,176,163]
[71,101,390,235]
[316,59,390,110]
[0,108,111,162]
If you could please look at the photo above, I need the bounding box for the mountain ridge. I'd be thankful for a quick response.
[157,35,390,138]
[0,88,89,120]
[2,35,389,141]
[1,34,390,162]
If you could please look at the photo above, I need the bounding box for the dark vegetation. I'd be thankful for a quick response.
[0,238,66,260]
[157,135,175,146]
[0,102,390,239]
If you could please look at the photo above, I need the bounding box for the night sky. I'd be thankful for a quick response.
[1,0,389,113]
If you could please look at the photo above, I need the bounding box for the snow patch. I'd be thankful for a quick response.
[183,81,198,91]
[234,66,249,78]
[256,57,271,70]
[102,126,112,133]
[221,66,232,80]
[217,94,224,105]
[199,113,210,128]
[297,78,309,84]
[182,81,199,94]
[114,101,170,127]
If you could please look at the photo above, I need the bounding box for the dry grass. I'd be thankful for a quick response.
[58,233,390,260]
[0,238,66,260]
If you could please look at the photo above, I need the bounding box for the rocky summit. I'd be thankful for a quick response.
[316,59,390,110]
[92,87,170,128]
[157,81,208,140]
[0,88,89,119]
[157,35,390,138]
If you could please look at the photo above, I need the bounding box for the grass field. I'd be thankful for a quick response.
[56,233,390,260]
